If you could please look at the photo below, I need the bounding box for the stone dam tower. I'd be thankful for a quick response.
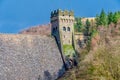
[51,9,75,58]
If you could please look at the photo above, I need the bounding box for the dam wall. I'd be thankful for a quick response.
[0,34,65,80]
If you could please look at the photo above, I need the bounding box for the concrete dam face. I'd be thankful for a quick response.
[0,34,65,80]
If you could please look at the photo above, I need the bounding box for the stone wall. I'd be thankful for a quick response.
[81,17,95,26]
[0,34,65,80]
[59,14,75,45]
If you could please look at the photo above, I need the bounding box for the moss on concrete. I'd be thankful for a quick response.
[63,45,75,57]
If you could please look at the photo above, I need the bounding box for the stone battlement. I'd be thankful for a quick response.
[51,9,74,18]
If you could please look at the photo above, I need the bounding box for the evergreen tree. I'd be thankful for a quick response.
[95,14,100,26]
[74,17,83,32]
[95,9,108,26]
[108,12,114,24]
[86,19,90,27]
[85,19,90,35]
[113,12,120,23]
[99,9,108,26]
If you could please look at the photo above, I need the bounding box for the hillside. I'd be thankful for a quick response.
[58,10,120,80]
[19,24,51,36]
[0,34,65,80]
[58,23,120,80]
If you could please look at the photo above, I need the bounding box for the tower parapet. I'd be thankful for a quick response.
[51,9,74,18]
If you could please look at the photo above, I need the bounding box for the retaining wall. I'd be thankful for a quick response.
[0,34,65,80]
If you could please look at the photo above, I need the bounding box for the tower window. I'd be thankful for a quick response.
[63,27,66,31]
[56,27,57,30]
[53,28,55,32]
[67,27,70,31]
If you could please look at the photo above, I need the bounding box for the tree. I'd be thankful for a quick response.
[86,19,91,27]
[113,12,120,24]
[99,9,108,26]
[96,9,108,26]
[74,17,83,32]
[95,14,100,26]
[84,19,90,36]
[108,12,114,24]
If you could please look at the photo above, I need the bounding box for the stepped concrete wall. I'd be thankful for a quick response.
[0,34,65,80]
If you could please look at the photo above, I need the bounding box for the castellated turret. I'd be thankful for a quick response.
[51,9,75,58]
[51,9,74,18]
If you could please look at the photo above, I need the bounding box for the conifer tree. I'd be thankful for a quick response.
[108,12,114,24]
[95,14,100,26]
[99,9,108,26]
[86,19,90,27]
[113,12,120,23]
[85,19,90,35]
[96,9,108,26]
[74,17,83,32]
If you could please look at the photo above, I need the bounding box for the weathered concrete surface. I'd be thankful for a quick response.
[0,34,65,80]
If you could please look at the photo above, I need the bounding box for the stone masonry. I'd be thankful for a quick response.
[51,9,75,55]
[0,34,65,80]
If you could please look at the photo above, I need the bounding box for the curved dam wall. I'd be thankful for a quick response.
[0,34,65,80]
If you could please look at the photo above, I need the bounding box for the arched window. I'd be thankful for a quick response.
[63,27,66,31]
[67,27,70,31]
[53,28,55,31]
[56,27,57,30]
